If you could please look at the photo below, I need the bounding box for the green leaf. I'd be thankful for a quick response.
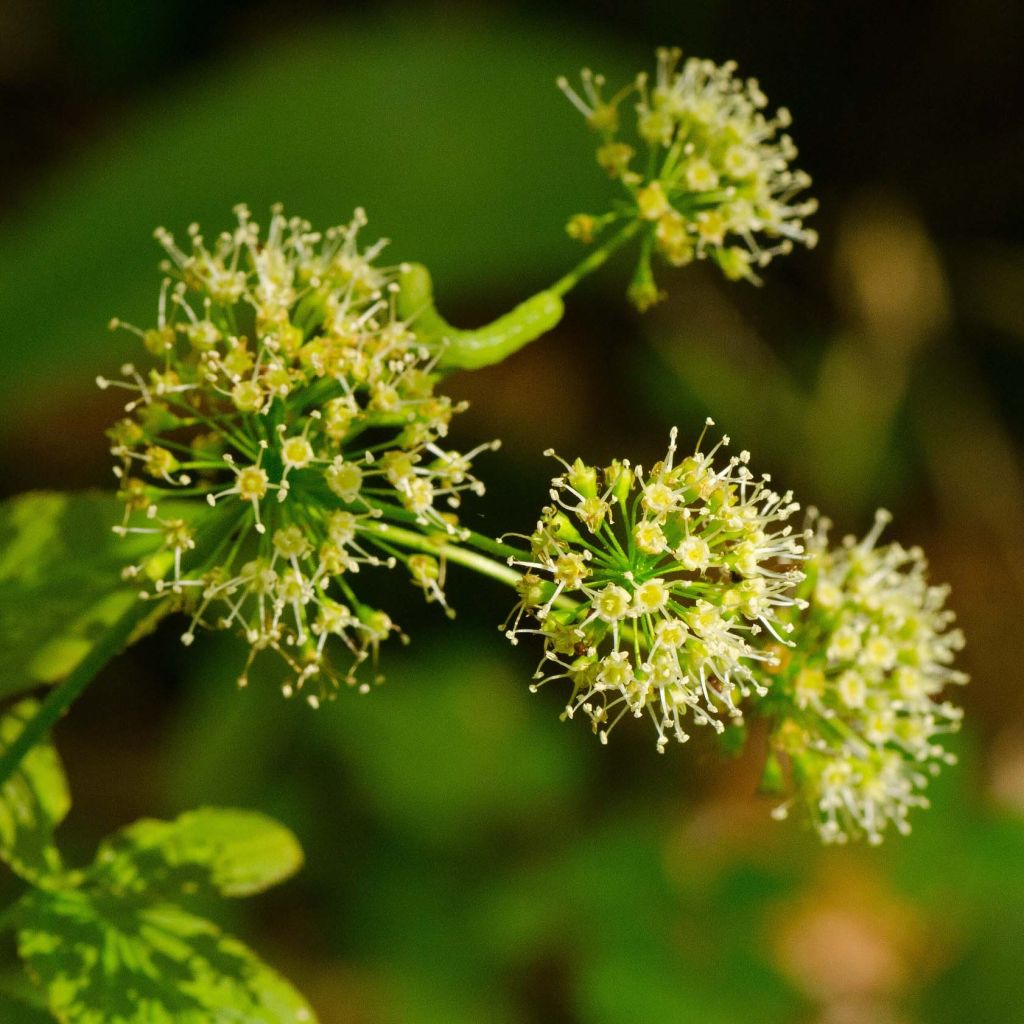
[92,808,304,900]
[16,887,317,1024]
[0,700,70,883]
[0,492,169,700]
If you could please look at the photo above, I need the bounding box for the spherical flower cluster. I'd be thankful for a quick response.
[100,204,497,700]
[560,47,818,308]
[766,510,967,844]
[505,421,807,751]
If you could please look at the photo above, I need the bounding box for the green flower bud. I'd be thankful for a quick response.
[568,458,599,499]
[604,460,634,503]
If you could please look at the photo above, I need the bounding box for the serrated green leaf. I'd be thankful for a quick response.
[91,808,304,900]
[16,887,316,1024]
[0,492,168,701]
[0,700,70,883]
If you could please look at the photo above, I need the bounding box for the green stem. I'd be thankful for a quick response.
[301,482,528,564]
[548,220,641,297]
[358,520,522,589]
[357,519,585,624]
[0,596,158,790]
[371,500,524,562]
[460,527,525,564]
[394,218,640,372]
[442,544,523,589]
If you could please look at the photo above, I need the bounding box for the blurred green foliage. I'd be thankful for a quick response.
[0,701,70,883]
[0,11,630,433]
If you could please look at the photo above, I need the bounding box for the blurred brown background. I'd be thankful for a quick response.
[1,2,1023,1022]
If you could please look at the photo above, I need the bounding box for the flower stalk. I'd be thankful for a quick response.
[548,220,642,297]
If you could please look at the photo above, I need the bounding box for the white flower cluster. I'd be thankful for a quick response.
[101,205,497,699]
[560,47,818,306]
[769,510,967,844]
[506,422,806,751]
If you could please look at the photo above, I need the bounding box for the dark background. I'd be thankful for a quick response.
[1,2,1023,1022]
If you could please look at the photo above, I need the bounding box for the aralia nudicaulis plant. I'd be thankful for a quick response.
[0,50,971,1024]
[74,50,963,846]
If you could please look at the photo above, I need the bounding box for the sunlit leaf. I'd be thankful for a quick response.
[0,700,70,883]
[0,491,178,699]
[91,808,304,900]
[16,887,316,1024]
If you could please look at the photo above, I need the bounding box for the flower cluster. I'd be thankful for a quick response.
[560,47,818,308]
[101,204,497,700]
[505,422,807,751]
[766,510,967,844]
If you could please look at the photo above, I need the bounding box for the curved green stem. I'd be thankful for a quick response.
[0,596,158,789]
[397,265,565,371]
[396,219,641,372]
